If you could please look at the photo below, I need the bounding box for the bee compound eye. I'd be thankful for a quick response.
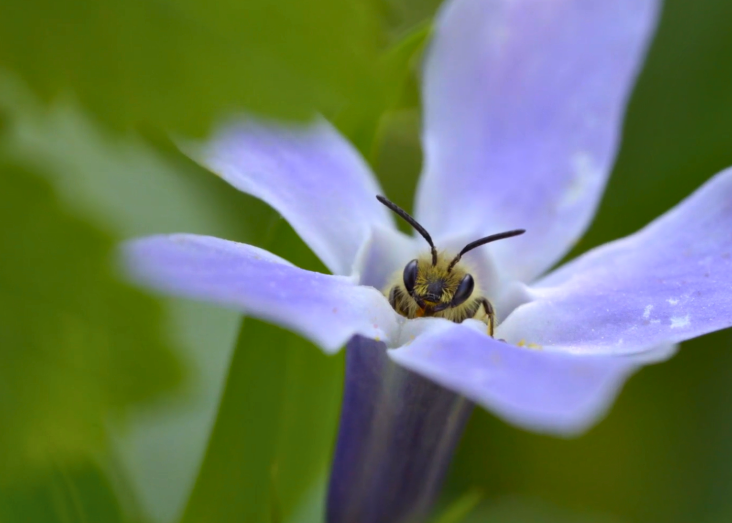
[403,259,419,293]
[452,274,475,307]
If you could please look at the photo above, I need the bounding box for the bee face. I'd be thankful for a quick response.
[402,257,475,313]
[387,250,491,329]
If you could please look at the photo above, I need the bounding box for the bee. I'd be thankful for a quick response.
[376,195,525,337]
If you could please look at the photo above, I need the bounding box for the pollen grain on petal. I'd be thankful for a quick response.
[514,338,541,350]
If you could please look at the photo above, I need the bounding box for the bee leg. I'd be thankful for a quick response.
[480,298,496,337]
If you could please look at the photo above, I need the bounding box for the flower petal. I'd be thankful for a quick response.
[121,234,399,353]
[416,0,660,281]
[191,118,394,276]
[389,321,653,435]
[498,168,732,355]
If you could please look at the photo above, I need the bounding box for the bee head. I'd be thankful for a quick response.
[402,257,475,312]
[376,195,526,313]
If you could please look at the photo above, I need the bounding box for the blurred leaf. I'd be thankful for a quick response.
[0,0,384,135]
[432,489,483,523]
[461,498,625,523]
[0,76,266,521]
[0,462,128,523]
[179,211,346,523]
[180,318,344,523]
[381,0,441,37]
[286,476,330,523]
[0,73,260,242]
[372,108,423,212]
[0,162,182,483]
[336,21,431,159]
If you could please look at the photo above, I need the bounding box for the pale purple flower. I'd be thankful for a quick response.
[123,0,732,521]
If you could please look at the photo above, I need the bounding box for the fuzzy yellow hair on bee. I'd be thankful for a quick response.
[376,195,525,337]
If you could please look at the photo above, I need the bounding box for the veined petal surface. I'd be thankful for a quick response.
[498,168,732,356]
[389,321,654,435]
[416,0,660,281]
[122,234,399,353]
[328,336,472,523]
[193,118,393,276]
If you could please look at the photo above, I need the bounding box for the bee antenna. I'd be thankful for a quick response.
[447,229,526,272]
[376,195,438,266]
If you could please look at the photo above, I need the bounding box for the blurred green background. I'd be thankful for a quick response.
[1,0,732,522]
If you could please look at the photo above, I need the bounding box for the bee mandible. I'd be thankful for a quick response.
[376,195,525,337]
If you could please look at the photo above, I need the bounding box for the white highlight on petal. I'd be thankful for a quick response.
[667,298,679,305]
[559,152,603,210]
[670,315,691,329]
[643,305,653,319]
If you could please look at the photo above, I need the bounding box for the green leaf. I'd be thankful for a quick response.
[0,0,384,135]
[336,21,432,159]
[461,498,626,523]
[0,462,128,523]
[0,73,261,242]
[178,210,346,523]
[432,489,483,523]
[0,162,182,484]
[180,318,344,523]
[0,77,295,521]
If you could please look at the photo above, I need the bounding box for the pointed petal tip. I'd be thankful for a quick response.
[417,0,662,281]
[502,166,732,357]
[182,116,394,276]
[120,233,400,355]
